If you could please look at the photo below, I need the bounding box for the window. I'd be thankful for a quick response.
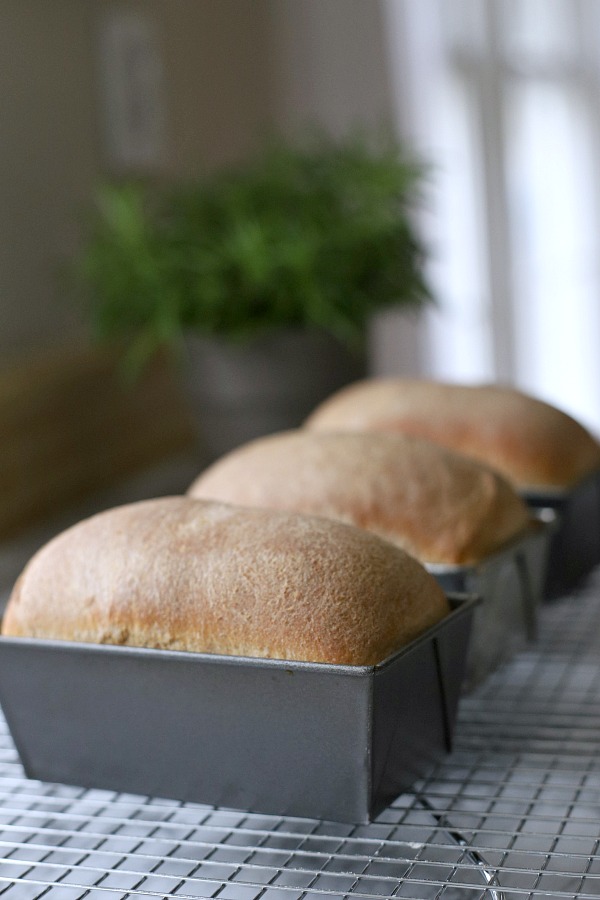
[384,0,600,432]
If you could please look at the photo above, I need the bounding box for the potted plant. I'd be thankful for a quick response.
[78,132,432,460]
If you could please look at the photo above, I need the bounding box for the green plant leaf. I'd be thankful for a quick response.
[76,129,433,375]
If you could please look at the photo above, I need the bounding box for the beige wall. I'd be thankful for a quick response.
[268,0,393,137]
[0,2,98,356]
[0,1,275,359]
[155,0,273,176]
[0,0,396,362]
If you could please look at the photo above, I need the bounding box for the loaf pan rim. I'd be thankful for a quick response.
[0,593,478,676]
[424,512,552,576]
[520,466,600,501]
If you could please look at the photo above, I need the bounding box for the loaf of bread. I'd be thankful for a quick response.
[1,496,450,666]
[305,378,600,490]
[188,430,531,566]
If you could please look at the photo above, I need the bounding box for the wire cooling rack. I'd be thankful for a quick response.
[0,575,599,899]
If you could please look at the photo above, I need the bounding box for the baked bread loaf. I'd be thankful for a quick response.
[305,378,600,490]
[188,430,531,565]
[1,496,449,666]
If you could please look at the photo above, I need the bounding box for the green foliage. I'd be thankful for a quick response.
[78,132,432,374]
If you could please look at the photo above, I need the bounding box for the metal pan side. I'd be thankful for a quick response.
[522,468,600,598]
[426,521,552,690]
[0,595,477,823]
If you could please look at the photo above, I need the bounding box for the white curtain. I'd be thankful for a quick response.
[381,0,600,433]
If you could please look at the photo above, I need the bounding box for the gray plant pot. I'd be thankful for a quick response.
[183,328,366,462]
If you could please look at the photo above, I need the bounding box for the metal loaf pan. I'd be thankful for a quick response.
[426,518,552,691]
[522,468,600,599]
[0,595,477,824]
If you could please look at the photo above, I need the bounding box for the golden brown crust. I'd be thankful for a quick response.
[305,378,600,490]
[188,430,531,565]
[1,496,449,666]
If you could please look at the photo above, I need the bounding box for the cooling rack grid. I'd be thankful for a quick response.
[0,574,599,899]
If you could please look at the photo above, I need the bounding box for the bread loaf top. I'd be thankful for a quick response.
[1,496,450,666]
[188,430,531,565]
[305,378,600,490]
